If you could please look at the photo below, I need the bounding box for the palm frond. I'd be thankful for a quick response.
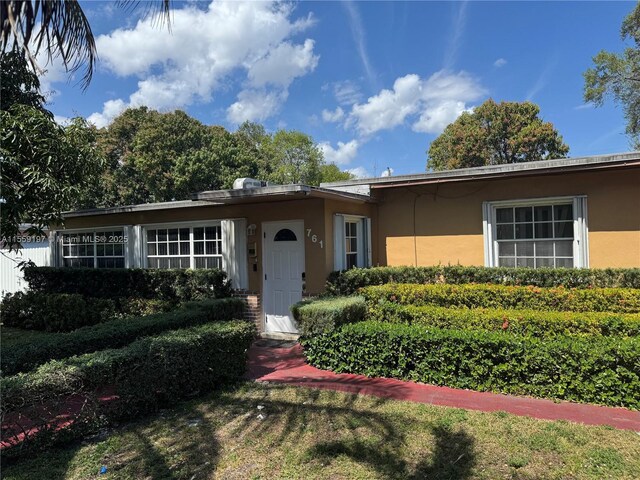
[1,0,171,90]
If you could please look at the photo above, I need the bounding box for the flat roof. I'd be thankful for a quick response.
[64,200,218,218]
[192,184,374,204]
[321,151,640,189]
[64,184,373,218]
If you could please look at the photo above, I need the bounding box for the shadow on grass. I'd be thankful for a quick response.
[4,381,477,479]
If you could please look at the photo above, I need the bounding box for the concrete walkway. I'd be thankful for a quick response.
[246,340,640,432]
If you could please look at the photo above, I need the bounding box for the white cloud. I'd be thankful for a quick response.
[321,106,345,123]
[54,115,72,126]
[90,1,317,126]
[227,89,288,124]
[248,39,318,88]
[381,167,394,177]
[493,58,507,68]
[342,1,377,88]
[347,70,485,136]
[87,99,128,128]
[347,166,371,179]
[319,139,359,165]
[332,80,363,106]
[443,1,468,69]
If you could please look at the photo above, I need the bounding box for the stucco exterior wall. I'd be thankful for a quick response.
[61,198,337,295]
[374,167,640,268]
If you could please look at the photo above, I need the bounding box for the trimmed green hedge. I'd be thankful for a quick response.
[1,292,117,332]
[1,298,245,375]
[370,302,640,337]
[292,296,366,336]
[301,321,640,409]
[361,283,640,313]
[1,320,256,457]
[22,267,232,300]
[326,266,640,296]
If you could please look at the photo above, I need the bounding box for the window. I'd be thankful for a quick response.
[146,224,222,269]
[334,215,371,270]
[345,221,359,269]
[274,229,297,241]
[483,196,589,268]
[61,230,126,268]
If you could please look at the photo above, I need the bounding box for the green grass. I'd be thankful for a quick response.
[4,383,639,480]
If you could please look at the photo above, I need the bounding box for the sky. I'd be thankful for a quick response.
[43,1,636,178]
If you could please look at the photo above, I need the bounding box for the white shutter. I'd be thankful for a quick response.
[222,219,248,290]
[574,196,589,268]
[363,217,372,267]
[334,214,345,270]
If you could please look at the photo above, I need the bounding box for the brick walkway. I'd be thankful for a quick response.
[246,340,640,432]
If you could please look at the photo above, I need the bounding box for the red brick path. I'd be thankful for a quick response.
[246,341,640,431]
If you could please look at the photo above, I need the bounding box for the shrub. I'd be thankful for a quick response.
[301,321,640,409]
[1,320,256,458]
[361,283,640,313]
[370,303,640,337]
[22,267,232,301]
[326,266,640,296]
[0,292,117,332]
[292,296,366,336]
[1,297,245,375]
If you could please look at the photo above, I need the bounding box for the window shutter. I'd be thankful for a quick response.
[222,219,248,290]
[574,196,589,268]
[363,217,372,267]
[49,231,59,267]
[334,214,345,270]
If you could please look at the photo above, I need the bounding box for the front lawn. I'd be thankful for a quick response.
[4,383,639,480]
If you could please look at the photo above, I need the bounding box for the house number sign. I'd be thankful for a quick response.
[306,228,324,248]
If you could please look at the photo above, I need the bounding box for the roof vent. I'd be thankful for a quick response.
[232,178,267,190]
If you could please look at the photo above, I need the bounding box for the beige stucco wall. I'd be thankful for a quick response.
[62,197,376,295]
[374,167,640,268]
[62,198,346,295]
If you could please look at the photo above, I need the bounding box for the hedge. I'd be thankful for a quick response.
[1,292,117,332]
[370,302,640,338]
[326,266,640,296]
[361,283,640,313]
[0,292,177,332]
[301,321,640,409]
[1,320,256,458]
[1,297,245,375]
[291,296,366,336]
[22,267,232,300]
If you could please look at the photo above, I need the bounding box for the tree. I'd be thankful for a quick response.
[583,3,640,148]
[263,130,323,185]
[426,99,569,171]
[1,52,104,248]
[319,164,355,183]
[96,109,265,206]
[0,0,169,88]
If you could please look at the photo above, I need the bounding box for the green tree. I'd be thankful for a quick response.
[583,3,640,148]
[427,99,569,171]
[97,109,265,205]
[264,130,323,185]
[0,53,104,248]
[319,164,355,183]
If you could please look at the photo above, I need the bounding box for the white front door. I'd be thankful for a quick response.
[262,220,304,333]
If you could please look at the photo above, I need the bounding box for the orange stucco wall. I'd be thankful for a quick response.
[374,167,640,268]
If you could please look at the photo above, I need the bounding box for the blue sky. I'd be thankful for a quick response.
[44,1,635,178]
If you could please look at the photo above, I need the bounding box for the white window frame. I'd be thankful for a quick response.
[57,226,128,268]
[334,214,372,270]
[482,195,589,268]
[142,220,224,270]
